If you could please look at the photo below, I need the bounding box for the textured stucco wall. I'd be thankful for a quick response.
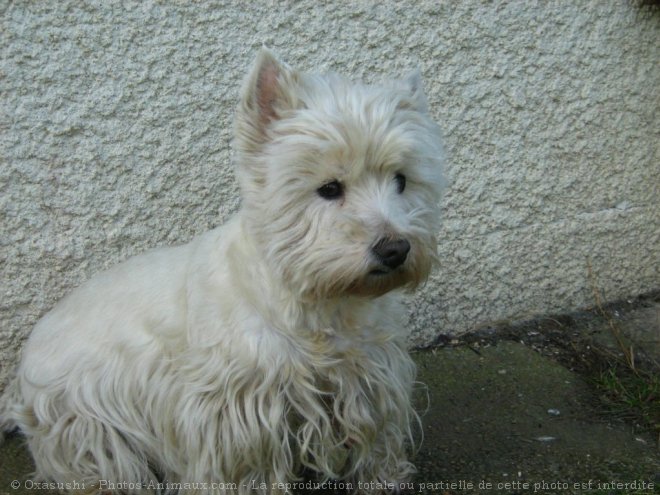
[1,2,658,387]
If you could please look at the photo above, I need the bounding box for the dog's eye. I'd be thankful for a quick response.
[394,173,406,194]
[317,180,344,200]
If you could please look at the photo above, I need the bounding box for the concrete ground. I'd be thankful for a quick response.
[1,295,658,495]
[412,344,658,493]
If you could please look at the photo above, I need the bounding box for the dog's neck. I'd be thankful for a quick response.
[227,216,396,342]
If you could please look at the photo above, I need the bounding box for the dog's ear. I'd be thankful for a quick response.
[401,69,429,113]
[237,48,299,144]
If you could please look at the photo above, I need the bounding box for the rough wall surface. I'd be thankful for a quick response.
[1,1,658,386]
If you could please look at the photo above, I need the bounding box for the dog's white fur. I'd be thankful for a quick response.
[1,49,444,493]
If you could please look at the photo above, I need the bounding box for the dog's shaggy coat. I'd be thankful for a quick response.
[0,49,445,493]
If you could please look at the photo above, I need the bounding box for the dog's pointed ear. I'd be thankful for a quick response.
[237,48,299,146]
[402,69,429,113]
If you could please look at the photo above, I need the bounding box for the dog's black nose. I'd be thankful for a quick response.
[372,238,411,269]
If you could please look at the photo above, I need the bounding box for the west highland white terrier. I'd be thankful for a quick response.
[1,48,445,493]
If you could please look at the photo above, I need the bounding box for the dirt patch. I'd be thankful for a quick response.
[451,292,660,373]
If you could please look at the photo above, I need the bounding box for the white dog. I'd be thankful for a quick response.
[1,49,445,493]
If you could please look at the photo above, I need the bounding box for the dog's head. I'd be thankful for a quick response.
[234,49,445,300]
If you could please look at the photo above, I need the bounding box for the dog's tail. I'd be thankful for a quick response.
[0,376,20,444]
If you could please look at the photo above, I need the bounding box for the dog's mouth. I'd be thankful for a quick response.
[368,267,399,277]
[345,264,415,297]
[369,269,390,277]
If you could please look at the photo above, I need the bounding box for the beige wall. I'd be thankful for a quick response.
[2,1,658,385]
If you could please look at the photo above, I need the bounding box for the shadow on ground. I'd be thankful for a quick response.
[1,294,658,495]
